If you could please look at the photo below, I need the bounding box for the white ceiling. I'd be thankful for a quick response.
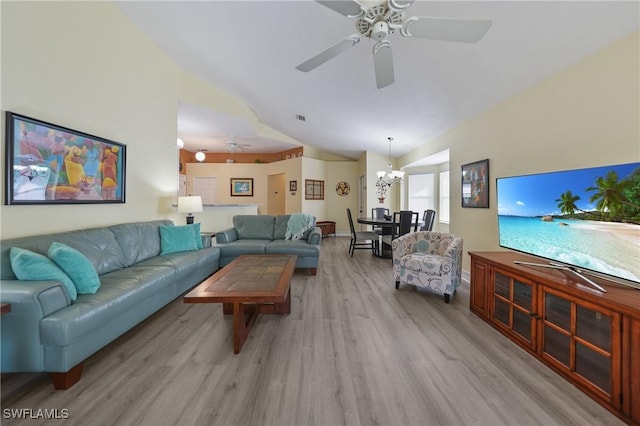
[116,1,639,159]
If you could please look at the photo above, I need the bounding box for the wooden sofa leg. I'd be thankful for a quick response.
[444,294,450,303]
[395,280,400,289]
[50,362,84,390]
[310,268,317,276]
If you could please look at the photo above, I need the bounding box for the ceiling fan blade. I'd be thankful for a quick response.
[388,0,415,12]
[296,35,361,72]
[316,1,365,19]
[373,41,394,89]
[401,16,492,43]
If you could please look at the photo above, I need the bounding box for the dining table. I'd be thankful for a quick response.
[357,216,423,258]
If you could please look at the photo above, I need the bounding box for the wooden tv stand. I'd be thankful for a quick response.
[469,251,640,425]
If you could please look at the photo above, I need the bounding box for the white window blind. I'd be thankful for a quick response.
[439,170,450,224]
[407,173,435,214]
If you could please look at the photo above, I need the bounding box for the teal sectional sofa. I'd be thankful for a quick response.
[0,220,220,389]
[215,215,321,275]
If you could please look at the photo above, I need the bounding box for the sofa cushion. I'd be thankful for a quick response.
[233,215,275,240]
[160,225,199,255]
[217,240,269,257]
[0,227,127,279]
[273,215,290,240]
[40,264,177,346]
[9,247,78,301]
[265,240,320,257]
[110,220,172,266]
[48,242,101,294]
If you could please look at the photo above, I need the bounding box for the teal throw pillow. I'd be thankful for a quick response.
[48,242,101,294]
[9,247,78,301]
[160,225,199,255]
[190,222,203,249]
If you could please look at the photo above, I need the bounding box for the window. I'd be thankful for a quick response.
[407,173,435,214]
[193,177,217,205]
[439,170,450,224]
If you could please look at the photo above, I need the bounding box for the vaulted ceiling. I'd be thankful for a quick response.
[116,1,639,158]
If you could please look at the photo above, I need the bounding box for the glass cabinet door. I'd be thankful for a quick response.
[541,288,616,398]
[491,270,535,348]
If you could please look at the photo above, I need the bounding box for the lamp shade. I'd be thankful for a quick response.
[177,196,203,214]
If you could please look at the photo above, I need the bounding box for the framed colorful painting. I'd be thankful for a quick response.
[461,158,489,208]
[5,112,126,205]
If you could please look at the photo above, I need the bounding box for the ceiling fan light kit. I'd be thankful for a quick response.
[195,151,206,162]
[297,0,492,89]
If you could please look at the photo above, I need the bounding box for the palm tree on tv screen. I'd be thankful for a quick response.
[587,170,640,220]
[555,190,581,217]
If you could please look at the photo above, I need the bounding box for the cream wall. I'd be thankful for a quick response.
[301,157,327,221]
[1,2,181,239]
[400,31,640,271]
[0,2,323,240]
[185,157,358,232]
[325,161,359,234]
[185,158,303,215]
[366,151,401,215]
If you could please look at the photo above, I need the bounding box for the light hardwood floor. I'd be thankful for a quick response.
[1,237,624,426]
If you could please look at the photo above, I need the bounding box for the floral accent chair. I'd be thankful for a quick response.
[392,231,464,303]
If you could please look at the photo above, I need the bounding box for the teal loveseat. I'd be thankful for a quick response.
[215,215,321,275]
[0,220,220,389]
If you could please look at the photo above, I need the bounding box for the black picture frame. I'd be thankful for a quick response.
[230,178,253,196]
[289,180,297,192]
[461,159,489,208]
[5,112,126,205]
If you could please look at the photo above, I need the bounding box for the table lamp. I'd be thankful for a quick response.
[177,196,203,224]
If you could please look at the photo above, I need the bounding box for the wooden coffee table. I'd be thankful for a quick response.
[184,254,297,354]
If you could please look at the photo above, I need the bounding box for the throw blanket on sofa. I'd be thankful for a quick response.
[286,213,315,240]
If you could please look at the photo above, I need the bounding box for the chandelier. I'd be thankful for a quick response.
[376,137,404,202]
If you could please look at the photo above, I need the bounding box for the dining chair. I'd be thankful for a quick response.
[371,207,390,236]
[381,211,419,256]
[420,209,436,231]
[346,208,379,257]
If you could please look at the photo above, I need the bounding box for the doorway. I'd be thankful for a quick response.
[267,173,286,215]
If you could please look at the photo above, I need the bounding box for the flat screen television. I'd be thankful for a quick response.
[496,162,640,289]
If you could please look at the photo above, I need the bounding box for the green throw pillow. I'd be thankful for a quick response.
[9,247,78,301]
[160,224,199,255]
[48,242,101,294]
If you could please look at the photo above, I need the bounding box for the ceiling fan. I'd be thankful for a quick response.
[225,140,251,152]
[296,0,493,89]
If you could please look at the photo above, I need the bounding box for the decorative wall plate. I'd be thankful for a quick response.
[336,181,350,196]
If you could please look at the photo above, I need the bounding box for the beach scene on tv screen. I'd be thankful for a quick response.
[497,163,640,284]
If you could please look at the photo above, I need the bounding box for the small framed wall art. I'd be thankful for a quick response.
[335,181,350,196]
[305,179,324,200]
[289,180,297,192]
[230,178,254,196]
